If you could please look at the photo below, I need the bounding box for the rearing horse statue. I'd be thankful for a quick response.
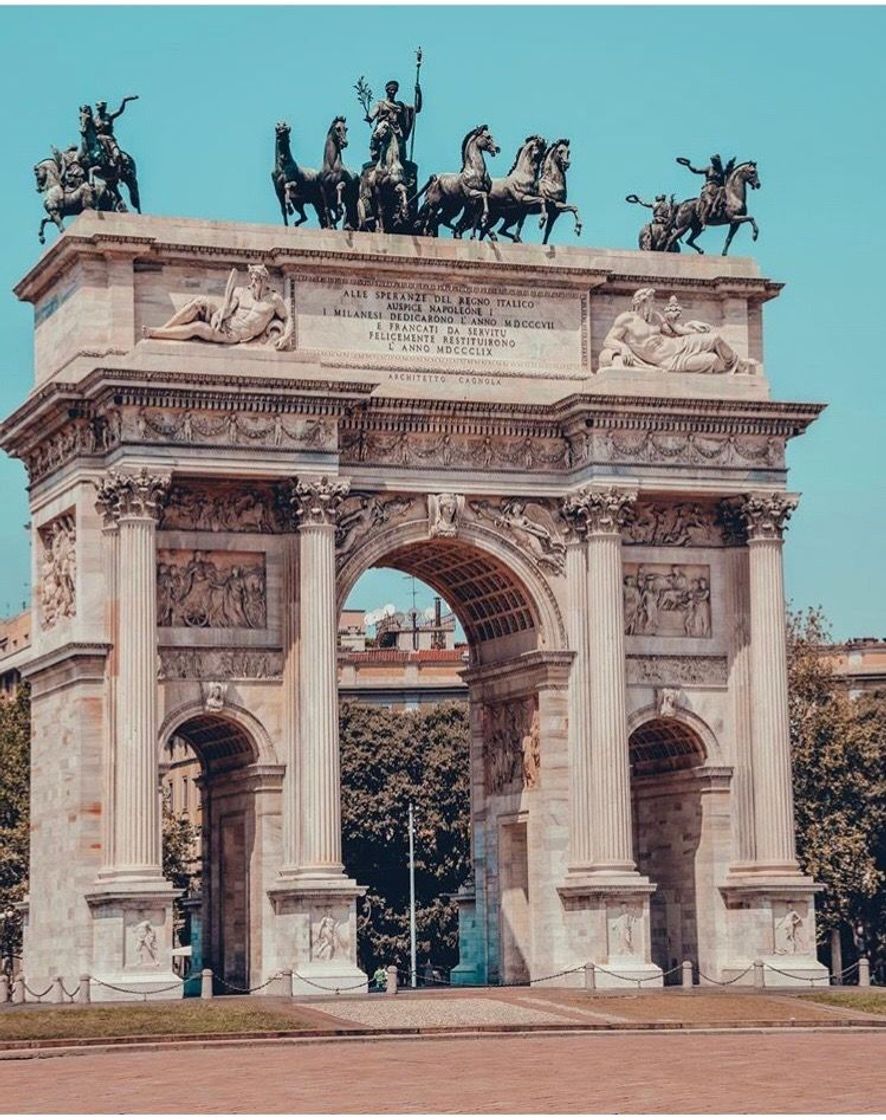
[271,120,331,228]
[357,118,409,233]
[665,160,761,255]
[319,116,359,231]
[458,134,547,242]
[414,124,500,238]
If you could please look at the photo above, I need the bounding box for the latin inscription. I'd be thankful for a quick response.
[293,277,585,371]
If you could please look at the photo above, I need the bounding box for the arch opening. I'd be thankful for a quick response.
[630,717,708,984]
[162,714,260,994]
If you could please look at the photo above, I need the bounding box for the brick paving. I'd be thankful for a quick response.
[0,1032,883,1113]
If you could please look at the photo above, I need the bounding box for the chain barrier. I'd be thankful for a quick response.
[696,964,754,986]
[591,963,666,987]
[210,971,281,995]
[60,982,81,1001]
[763,963,831,985]
[291,970,370,995]
[90,975,193,999]
[22,983,53,1001]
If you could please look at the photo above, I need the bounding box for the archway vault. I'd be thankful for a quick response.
[159,701,277,771]
[337,514,568,654]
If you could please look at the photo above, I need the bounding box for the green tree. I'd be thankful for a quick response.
[788,609,886,975]
[340,700,471,977]
[0,683,30,971]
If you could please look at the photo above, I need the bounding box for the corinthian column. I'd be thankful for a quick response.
[94,467,171,881]
[562,486,639,876]
[739,492,801,873]
[291,476,350,878]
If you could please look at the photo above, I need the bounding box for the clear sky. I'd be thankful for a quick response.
[0,5,883,638]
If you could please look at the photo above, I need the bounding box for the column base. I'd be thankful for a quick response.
[716,873,827,986]
[558,874,661,987]
[85,879,183,1002]
[267,874,368,994]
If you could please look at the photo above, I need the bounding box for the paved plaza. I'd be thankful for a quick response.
[0,1030,883,1113]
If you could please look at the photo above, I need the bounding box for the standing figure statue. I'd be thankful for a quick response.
[364,77,422,165]
[626,193,679,252]
[78,99,142,213]
[666,154,761,255]
[94,95,139,169]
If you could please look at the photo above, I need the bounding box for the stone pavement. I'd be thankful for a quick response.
[0,1031,883,1113]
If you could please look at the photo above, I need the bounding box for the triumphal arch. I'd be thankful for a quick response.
[1,211,827,996]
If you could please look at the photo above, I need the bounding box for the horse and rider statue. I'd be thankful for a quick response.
[34,95,141,243]
[627,153,761,256]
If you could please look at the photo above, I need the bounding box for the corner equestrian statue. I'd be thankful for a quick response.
[626,193,679,252]
[666,154,761,255]
[33,95,142,241]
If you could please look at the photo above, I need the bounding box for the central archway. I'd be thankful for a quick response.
[338,515,567,985]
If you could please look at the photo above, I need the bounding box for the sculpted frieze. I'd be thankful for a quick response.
[158,647,283,680]
[626,654,727,687]
[483,695,538,795]
[339,427,569,473]
[623,562,711,638]
[622,501,725,547]
[601,429,784,469]
[128,407,336,452]
[157,549,267,629]
[39,513,76,629]
[468,498,566,575]
[160,483,285,534]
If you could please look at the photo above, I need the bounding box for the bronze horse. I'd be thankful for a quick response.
[271,120,331,228]
[414,124,500,238]
[665,160,761,255]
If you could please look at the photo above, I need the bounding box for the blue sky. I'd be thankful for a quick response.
[0,5,883,638]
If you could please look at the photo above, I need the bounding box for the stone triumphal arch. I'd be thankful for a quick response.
[2,212,827,996]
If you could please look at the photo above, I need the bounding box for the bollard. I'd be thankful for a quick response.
[12,975,24,1004]
[385,965,398,995]
[0,974,8,1004]
[201,967,213,999]
[858,956,871,988]
[77,974,91,1004]
[51,976,64,1004]
[753,959,765,989]
[277,969,293,997]
[682,960,694,988]
[583,962,596,990]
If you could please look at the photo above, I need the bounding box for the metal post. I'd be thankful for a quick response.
[858,956,871,987]
[408,802,417,989]
[201,967,213,999]
[77,974,91,1004]
[682,960,694,988]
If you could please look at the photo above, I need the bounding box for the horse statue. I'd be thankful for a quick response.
[78,104,140,213]
[664,159,760,255]
[626,193,680,252]
[271,120,331,228]
[456,134,547,242]
[357,117,410,233]
[318,116,359,231]
[414,124,500,238]
[34,151,96,244]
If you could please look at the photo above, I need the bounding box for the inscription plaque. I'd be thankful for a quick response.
[292,276,586,374]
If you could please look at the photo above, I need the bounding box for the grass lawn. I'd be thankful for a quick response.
[798,990,886,1016]
[0,999,317,1042]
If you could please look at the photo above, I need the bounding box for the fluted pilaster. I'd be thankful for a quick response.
[561,516,592,868]
[739,492,800,872]
[280,534,300,871]
[292,476,350,876]
[94,468,170,878]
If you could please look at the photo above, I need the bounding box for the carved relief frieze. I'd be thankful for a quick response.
[468,498,566,575]
[773,900,811,956]
[310,907,350,962]
[157,549,267,629]
[158,647,283,680]
[626,654,727,687]
[38,513,76,630]
[128,407,336,452]
[624,562,711,638]
[600,429,784,469]
[160,482,286,534]
[339,426,570,473]
[483,696,538,794]
[622,501,725,547]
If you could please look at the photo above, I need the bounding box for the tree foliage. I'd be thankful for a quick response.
[0,683,30,967]
[339,700,471,976]
[788,608,886,969]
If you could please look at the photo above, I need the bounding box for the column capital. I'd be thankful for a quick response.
[561,485,637,538]
[726,492,799,543]
[94,467,171,527]
[290,475,351,529]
